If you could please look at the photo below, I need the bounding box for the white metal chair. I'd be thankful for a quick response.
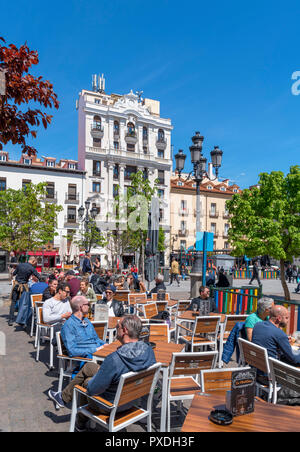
[35,306,58,370]
[177,315,221,353]
[149,323,170,343]
[218,314,248,368]
[200,366,251,394]
[167,351,218,431]
[56,332,93,401]
[69,363,161,432]
[91,321,108,342]
[238,338,273,402]
[269,357,300,404]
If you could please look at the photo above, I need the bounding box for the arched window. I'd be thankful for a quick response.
[93,115,102,130]
[114,120,119,134]
[143,126,148,139]
[158,129,165,141]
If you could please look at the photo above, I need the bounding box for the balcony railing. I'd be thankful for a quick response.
[211,231,219,238]
[65,192,80,204]
[64,215,79,227]
[156,138,167,150]
[179,208,189,216]
[223,231,229,238]
[91,124,104,139]
[223,211,230,219]
[44,191,57,203]
[125,131,138,144]
[209,210,219,218]
[178,229,189,237]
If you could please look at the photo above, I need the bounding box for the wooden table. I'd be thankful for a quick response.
[177,312,226,323]
[93,340,184,432]
[181,393,300,432]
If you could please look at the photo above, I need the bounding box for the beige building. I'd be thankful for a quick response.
[170,173,241,252]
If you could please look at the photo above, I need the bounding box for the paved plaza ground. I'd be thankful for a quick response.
[0,277,299,432]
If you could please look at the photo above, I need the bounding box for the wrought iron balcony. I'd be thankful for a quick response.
[178,229,189,237]
[125,131,138,144]
[156,138,167,150]
[91,123,104,139]
[65,192,80,204]
[209,210,219,218]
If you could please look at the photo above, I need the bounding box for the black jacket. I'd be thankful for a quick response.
[98,298,124,317]
[148,282,167,297]
[13,263,40,284]
[91,275,108,294]
[42,286,54,301]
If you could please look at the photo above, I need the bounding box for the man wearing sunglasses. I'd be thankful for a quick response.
[98,284,124,318]
[42,282,72,326]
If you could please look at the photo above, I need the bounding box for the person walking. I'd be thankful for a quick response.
[169,257,180,287]
[249,261,261,286]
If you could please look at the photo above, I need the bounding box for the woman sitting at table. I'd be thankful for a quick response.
[77,278,97,304]
[98,285,124,317]
[127,274,146,293]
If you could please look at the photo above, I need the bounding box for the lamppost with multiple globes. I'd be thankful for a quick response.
[78,200,98,252]
[175,131,223,274]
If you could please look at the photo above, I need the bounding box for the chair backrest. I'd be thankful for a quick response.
[201,367,251,394]
[114,363,161,407]
[170,351,218,378]
[37,306,44,325]
[149,324,169,343]
[238,338,270,375]
[91,321,108,341]
[269,357,300,396]
[151,293,170,301]
[31,294,43,308]
[176,300,191,315]
[114,290,130,303]
[129,293,147,305]
[194,316,221,336]
[143,303,158,319]
[224,315,248,333]
[155,301,168,313]
[56,331,69,356]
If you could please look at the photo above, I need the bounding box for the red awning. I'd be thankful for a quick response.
[27,251,58,256]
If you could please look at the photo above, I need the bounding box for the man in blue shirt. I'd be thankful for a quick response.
[30,275,48,294]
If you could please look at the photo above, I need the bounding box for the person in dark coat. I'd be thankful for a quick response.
[187,286,217,314]
[82,252,92,274]
[148,274,167,298]
[98,285,124,317]
[216,269,230,288]
[249,261,261,286]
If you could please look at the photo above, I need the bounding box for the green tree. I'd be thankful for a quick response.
[69,219,107,254]
[0,182,62,254]
[226,165,300,300]
[158,227,166,253]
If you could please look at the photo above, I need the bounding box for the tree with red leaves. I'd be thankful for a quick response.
[0,37,59,156]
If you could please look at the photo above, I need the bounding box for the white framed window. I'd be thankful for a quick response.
[207,185,213,190]
[47,160,55,167]
[68,163,76,170]
[177,181,183,186]
[23,158,31,165]
[0,154,7,161]
[220,186,226,191]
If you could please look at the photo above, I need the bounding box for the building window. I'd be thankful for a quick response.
[113,185,119,199]
[224,242,229,249]
[143,146,148,154]
[0,178,6,191]
[92,182,101,193]
[92,203,100,215]
[127,143,135,152]
[158,129,165,142]
[159,208,164,222]
[46,182,55,199]
[158,149,164,159]
[180,240,187,249]
[114,141,119,150]
[23,158,31,165]
[0,154,7,161]
[67,184,77,201]
[157,170,165,185]
[93,161,101,176]
[211,223,216,234]
[93,138,101,148]
[211,203,216,215]
[92,115,102,130]
[177,181,183,186]
[22,179,31,192]
[113,164,119,180]
[220,186,226,191]
[127,122,135,136]
[68,163,77,170]
[158,189,164,199]
[233,188,238,193]
[125,166,136,180]
[207,185,213,190]
[46,160,55,167]
[67,207,76,223]
[143,127,148,140]
[114,121,119,135]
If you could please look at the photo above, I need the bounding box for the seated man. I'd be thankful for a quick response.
[30,275,48,294]
[148,274,166,298]
[59,295,105,358]
[48,314,156,432]
[98,285,124,317]
[42,278,58,301]
[245,297,274,341]
[252,305,300,405]
[187,285,217,314]
[42,282,72,326]
[65,270,80,299]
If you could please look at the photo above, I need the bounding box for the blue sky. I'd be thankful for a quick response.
[1,0,300,188]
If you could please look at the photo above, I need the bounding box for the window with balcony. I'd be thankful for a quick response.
[113,164,119,180]
[113,185,119,199]
[180,240,187,249]
[92,115,102,130]
[158,129,165,141]
[93,160,101,176]
[67,207,76,223]
[143,126,148,140]
[127,143,135,152]
[224,223,229,236]
[159,208,164,222]
[0,178,6,191]
[211,203,216,215]
[127,122,135,136]
[157,170,165,185]
[158,189,164,199]
[158,149,164,159]
[114,141,119,150]
[22,179,31,192]
[46,182,55,199]
[125,166,136,180]
[211,223,216,234]
[143,146,148,154]
[114,120,119,135]
[93,138,101,148]
[180,220,186,232]
[67,184,77,201]
[92,182,101,193]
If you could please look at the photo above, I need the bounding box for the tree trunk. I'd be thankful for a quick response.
[280,258,290,301]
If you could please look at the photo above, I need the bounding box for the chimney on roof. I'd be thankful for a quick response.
[92,74,106,93]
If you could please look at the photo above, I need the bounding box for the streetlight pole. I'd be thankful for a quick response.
[175,132,223,294]
[78,200,98,252]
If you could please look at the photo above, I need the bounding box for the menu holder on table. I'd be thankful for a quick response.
[94,304,109,322]
[226,368,256,417]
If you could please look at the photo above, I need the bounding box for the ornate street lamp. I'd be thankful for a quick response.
[78,200,99,252]
[175,132,223,274]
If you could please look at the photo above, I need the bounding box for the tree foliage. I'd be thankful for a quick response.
[226,165,300,299]
[0,182,63,253]
[0,37,59,156]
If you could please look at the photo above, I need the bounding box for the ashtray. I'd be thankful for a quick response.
[148,342,156,349]
[209,409,233,426]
